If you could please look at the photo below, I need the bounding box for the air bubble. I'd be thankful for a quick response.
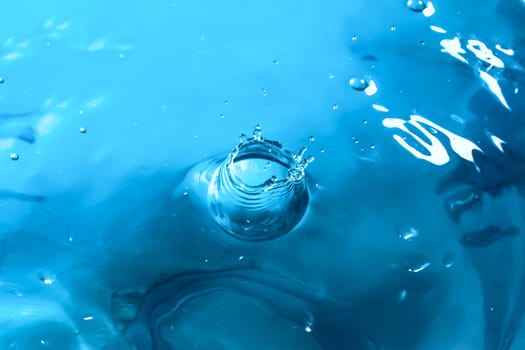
[362,119,368,125]
[390,25,397,31]
[309,136,315,142]
[10,153,19,161]
[349,77,369,91]
[352,35,358,41]
[261,88,268,96]
[332,104,339,110]
[79,127,87,133]
[219,113,225,119]
[0,77,4,84]
[407,0,427,12]
[273,59,279,64]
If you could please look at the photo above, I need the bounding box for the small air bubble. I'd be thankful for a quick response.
[261,88,268,96]
[305,326,313,333]
[319,148,325,153]
[332,104,339,110]
[309,135,315,142]
[351,35,358,41]
[224,100,229,104]
[79,127,87,133]
[370,144,376,150]
[349,77,369,91]
[420,40,425,46]
[183,191,189,196]
[238,255,244,261]
[0,77,4,84]
[219,113,225,119]
[407,0,427,12]
[390,25,397,31]
[362,119,368,125]
[10,153,19,161]
[79,110,84,115]
[273,59,279,64]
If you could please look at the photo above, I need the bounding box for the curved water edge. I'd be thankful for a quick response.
[123,267,377,350]
[179,125,313,241]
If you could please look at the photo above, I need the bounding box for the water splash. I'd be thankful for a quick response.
[208,126,313,241]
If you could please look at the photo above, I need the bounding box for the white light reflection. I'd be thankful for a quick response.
[372,104,389,112]
[478,70,511,110]
[364,79,378,96]
[488,133,506,153]
[467,40,504,68]
[440,37,468,64]
[430,25,447,34]
[495,44,514,56]
[383,114,482,166]
[408,262,431,273]
[422,1,435,17]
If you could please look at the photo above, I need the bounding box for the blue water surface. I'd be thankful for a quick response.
[0,0,524,349]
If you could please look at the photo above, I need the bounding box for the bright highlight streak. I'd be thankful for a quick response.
[478,70,511,110]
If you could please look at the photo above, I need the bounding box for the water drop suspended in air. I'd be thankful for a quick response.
[10,153,19,161]
[407,0,427,12]
[349,77,369,91]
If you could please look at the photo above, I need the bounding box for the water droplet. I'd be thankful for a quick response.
[362,119,368,125]
[238,255,244,261]
[273,59,279,64]
[40,339,49,346]
[407,0,427,12]
[399,227,419,241]
[390,25,397,31]
[319,148,325,153]
[10,153,19,161]
[353,138,360,144]
[442,251,455,268]
[352,35,358,41]
[305,326,313,333]
[83,315,94,321]
[183,191,189,196]
[219,113,225,119]
[224,100,229,104]
[349,77,369,91]
[261,88,268,96]
[420,40,425,46]
[332,104,339,110]
[79,127,87,133]
[79,109,84,115]
[328,74,335,79]
[0,77,4,84]
[309,135,315,142]
[370,144,376,150]
[489,306,495,312]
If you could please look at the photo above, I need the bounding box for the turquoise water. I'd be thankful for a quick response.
[0,0,524,349]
